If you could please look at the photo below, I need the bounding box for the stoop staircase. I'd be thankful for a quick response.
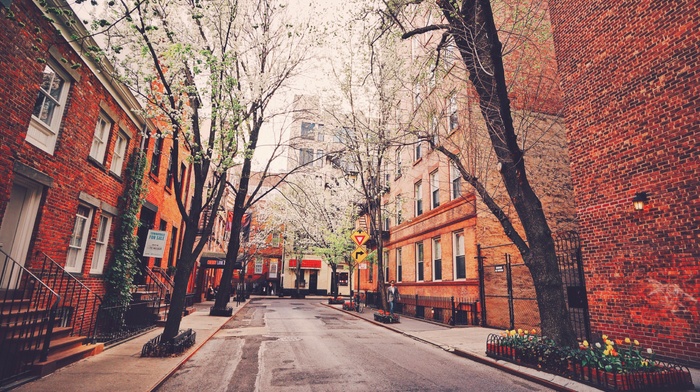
[0,250,103,389]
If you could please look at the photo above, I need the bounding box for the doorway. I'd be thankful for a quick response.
[135,207,156,284]
[0,179,42,289]
[308,271,318,294]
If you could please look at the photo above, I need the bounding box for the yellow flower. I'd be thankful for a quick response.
[624,337,631,344]
[602,334,608,340]
[603,348,610,356]
[582,340,589,348]
[531,329,537,335]
[606,339,614,346]
[517,328,523,335]
[509,330,516,337]
[634,339,640,346]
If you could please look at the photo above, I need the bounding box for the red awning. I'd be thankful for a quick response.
[288,259,322,269]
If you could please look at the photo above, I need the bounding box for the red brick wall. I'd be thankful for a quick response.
[1,0,142,292]
[548,0,700,365]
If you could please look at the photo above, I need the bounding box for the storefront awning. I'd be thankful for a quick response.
[288,259,322,270]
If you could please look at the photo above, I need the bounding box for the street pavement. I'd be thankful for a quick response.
[11,297,699,392]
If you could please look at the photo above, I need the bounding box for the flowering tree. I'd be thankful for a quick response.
[370,0,577,345]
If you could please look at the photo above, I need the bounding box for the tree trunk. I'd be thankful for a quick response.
[162,228,198,340]
[438,0,576,345]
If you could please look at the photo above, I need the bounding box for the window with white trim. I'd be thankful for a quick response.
[150,131,163,177]
[453,231,466,279]
[255,259,263,274]
[415,139,422,161]
[66,205,93,273]
[90,214,112,274]
[414,181,423,216]
[316,149,324,167]
[396,247,402,282]
[395,195,403,225]
[432,237,442,281]
[110,131,128,177]
[430,170,440,209]
[27,64,71,154]
[90,111,113,163]
[450,162,461,200]
[416,242,424,282]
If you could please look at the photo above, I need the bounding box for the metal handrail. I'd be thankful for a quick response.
[31,253,102,340]
[143,266,168,318]
[0,249,60,387]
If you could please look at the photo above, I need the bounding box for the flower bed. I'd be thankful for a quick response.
[485,331,694,392]
[328,296,345,305]
[374,310,400,323]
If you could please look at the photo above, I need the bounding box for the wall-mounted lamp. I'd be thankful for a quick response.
[632,192,648,211]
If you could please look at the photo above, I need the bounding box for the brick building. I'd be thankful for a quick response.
[548,0,700,366]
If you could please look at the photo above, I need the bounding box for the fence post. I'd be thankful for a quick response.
[451,296,456,326]
[506,254,514,330]
[476,244,487,326]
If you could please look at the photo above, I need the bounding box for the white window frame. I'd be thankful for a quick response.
[90,214,112,274]
[395,195,403,225]
[432,237,442,281]
[255,259,263,274]
[453,231,466,280]
[316,149,324,167]
[27,63,71,154]
[66,205,93,273]
[430,170,440,209]
[416,242,424,282]
[90,111,113,163]
[414,181,423,216]
[415,139,422,161]
[450,162,461,200]
[110,130,128,177]
[396,247,402,282]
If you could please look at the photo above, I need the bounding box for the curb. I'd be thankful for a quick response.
[147,301,249,392]
[322,302,577,392]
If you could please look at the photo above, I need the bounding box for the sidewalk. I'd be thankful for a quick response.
[324,303,700,392]
[12,300,247,392]
[10,298,698,392]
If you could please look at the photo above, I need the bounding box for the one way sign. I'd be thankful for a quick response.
[351,246,368,263]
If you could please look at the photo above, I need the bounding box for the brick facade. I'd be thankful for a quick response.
[548,0,700,365]
[0,0,146,298]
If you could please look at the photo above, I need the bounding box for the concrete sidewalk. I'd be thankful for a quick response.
[324,303,700,392]
[12,300,246,392]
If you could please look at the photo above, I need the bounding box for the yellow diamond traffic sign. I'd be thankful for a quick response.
[351,246,368,263]
[351,229,369,247]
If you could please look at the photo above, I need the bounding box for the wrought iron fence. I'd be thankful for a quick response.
[363,290,479,326]
[94,302,156,346]
[0,249,60,387]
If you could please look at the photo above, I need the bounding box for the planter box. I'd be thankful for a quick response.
[485,334,694,392]
[374,312,400,323]
[328,298,345,305]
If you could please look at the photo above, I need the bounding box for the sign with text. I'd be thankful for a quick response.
[142,230,168,258]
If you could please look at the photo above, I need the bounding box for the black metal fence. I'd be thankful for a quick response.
[94,302,156,346]
[363,291,479,326]
[0,249,60,387]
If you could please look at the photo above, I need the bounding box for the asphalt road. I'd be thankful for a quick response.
[157,298,553,392]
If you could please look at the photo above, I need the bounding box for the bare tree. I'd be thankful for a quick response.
[371,0,577,345]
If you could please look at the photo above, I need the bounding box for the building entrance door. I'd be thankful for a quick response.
[308,271,318,294]
[0,179,42,289]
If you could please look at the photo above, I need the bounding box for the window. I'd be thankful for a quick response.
[66,205,93,273]
[316,149,324,167]
[90,112,113,163]
[430,170,440,209]
[255,259,263,274]
[165,148,174,188]
[431,116,439,148]
[395,148,402,178]
[415,139,422,161]
[416,242,424,282]
[383,216,390,231]
[269,262,278,278]
[338,272,349,286]
[414,83,422,108]
[150,131,163,177]
[444,42,456,68]
[414,181,423,216]
[27,64,71,154]
[301,121,315,139]
[90,214,112,274]
[316,124,325,141]
[385,266,389,283]
[396,247,402,282]
[110,131,128,176]
[454,231,466,279]
[433,237,442,281]
[450,162,461,200]
[300,148,314,165]
[271,231,280,246]
[395,195,403,225]
[449,94,459,131]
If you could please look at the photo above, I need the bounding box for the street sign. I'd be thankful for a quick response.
[351,229,369,247]
[351,246,368,263]
[358,263,368,270]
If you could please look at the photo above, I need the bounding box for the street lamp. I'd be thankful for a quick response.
[632,192,648,211]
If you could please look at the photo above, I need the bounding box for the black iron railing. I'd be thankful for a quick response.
[94,302,156,346]
[142,266,168,319]
[363,291,479,326]
[31,252,102,340]
[0,249,60,387]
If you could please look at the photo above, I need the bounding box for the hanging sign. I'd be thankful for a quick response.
[143,230,167,258]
